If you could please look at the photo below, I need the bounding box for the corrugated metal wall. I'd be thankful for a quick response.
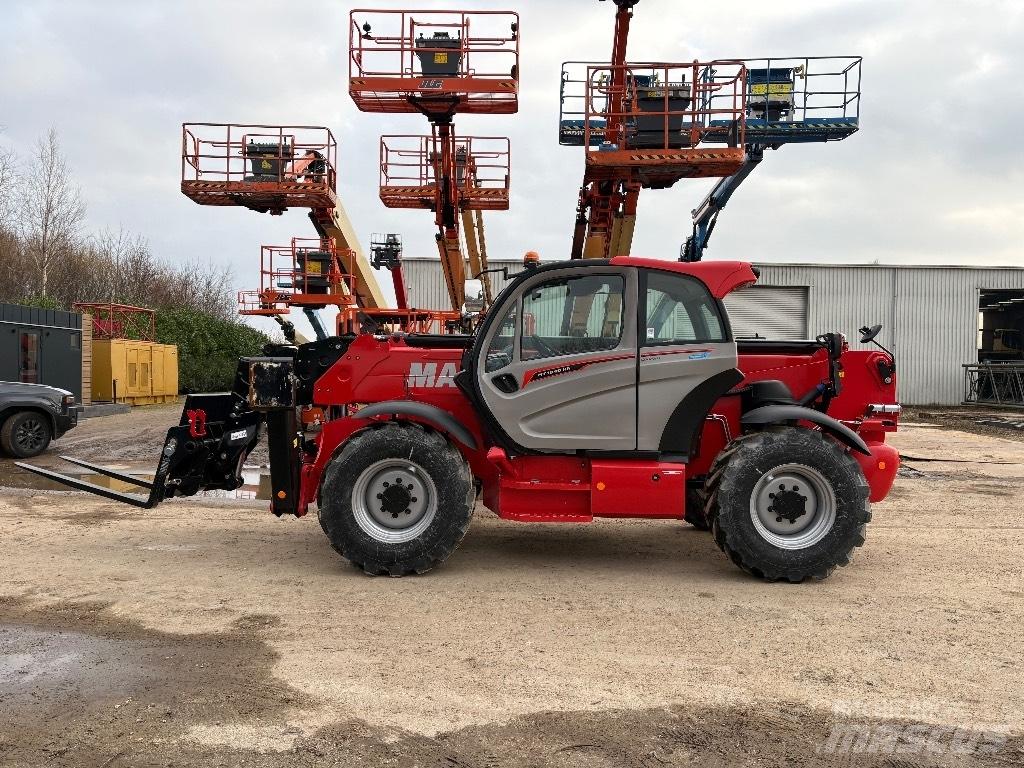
[724,285,809,338]
[755,265,1024,405]
[402,259,522,310]
[399,259,1024,406]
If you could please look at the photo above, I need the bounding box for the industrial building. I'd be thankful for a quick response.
[400,258,1024,406]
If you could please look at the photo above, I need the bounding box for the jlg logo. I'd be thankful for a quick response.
[407,362,458,388]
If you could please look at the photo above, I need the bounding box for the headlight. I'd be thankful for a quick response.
[62,395,75,408]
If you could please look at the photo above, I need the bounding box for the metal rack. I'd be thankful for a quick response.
[963,363,1024,407]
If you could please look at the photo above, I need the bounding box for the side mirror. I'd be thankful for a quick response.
[859,324,882,344]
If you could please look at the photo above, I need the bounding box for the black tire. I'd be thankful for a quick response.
[684,486,710,530]
[706,429,870,582]
[0,411,52,459]
[318,423,474,576]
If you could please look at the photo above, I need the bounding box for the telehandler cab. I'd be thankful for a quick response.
[21,257,900,582]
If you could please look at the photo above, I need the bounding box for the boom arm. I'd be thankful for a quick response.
[309,203,387,309]
[681,147,764,262]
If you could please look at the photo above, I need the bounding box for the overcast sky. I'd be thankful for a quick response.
[2,0,1022,334]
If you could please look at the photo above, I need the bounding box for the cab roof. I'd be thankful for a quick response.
[609,257,758,298]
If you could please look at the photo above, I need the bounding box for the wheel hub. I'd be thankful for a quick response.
[768,485,808,524]
[379,481,414,518]
[351,458,437,544]
[749,464,837,550]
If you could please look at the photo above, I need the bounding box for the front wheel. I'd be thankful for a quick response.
[318,423,475,576]
[706,429,870,582]
[1,411,53,458]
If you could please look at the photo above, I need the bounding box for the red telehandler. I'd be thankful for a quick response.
[21,256,900,582]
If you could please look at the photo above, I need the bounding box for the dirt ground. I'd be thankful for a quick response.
[1,405,1023,767]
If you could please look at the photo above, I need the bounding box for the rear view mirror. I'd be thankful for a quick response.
[859,324,882,344]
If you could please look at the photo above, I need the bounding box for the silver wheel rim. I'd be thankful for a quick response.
[749,463,836,550]
[351,458,437,544]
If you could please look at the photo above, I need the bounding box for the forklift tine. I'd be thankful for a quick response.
[13,462,153,509]
[56,456,154,490]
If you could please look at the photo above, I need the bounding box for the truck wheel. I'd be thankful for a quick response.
[706,429,870,582]
[318,423,475,576]
[0,411,52,459]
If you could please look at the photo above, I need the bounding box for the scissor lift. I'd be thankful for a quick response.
[349,9,519,310]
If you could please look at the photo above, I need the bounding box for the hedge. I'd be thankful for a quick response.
[155,309,270,393]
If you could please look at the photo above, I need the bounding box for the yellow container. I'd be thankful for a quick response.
[91,339,179,405]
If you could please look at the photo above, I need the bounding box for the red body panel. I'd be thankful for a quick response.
[298,332,899,521]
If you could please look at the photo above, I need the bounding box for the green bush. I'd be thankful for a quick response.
[155,309,270,393]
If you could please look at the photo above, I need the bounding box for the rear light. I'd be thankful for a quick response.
[867,403,901,415]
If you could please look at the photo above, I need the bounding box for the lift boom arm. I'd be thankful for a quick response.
[681,147,764,262]
[309,203,387,309]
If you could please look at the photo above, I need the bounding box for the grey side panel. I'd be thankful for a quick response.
[477,266,638,452]
[658,367,744,455]
[357,400,478,450]
[742,404,871,455]
[636,342,738,451]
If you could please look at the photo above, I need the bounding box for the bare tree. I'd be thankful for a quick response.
[18,128,86,296]
[0,143,17,230]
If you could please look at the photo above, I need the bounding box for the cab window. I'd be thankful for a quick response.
[522,274,625,360]
[643,271,727,345]
[484,300,517,372]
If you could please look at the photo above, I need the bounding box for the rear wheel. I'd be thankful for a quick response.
[706,429,870,582]
[318,423,474,576]
[0,411,52,458]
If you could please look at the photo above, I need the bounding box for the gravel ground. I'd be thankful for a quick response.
[0,405,1022,767]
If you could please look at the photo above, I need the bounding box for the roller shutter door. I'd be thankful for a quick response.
[723,285,809,339]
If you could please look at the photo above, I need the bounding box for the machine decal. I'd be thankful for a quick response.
[523,353,633,387]
[407,361,458,389]
[639,348,711,360]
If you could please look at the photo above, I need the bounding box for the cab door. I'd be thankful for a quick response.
[636,269,740,453]
[475,266,638,452]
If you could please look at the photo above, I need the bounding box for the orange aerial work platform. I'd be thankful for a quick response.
[237,290,287,318]
[379,134,510,211]
[567,61,748,188]
[247,238,359,312]
[349,9,520,115]
[181,123,338,215]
